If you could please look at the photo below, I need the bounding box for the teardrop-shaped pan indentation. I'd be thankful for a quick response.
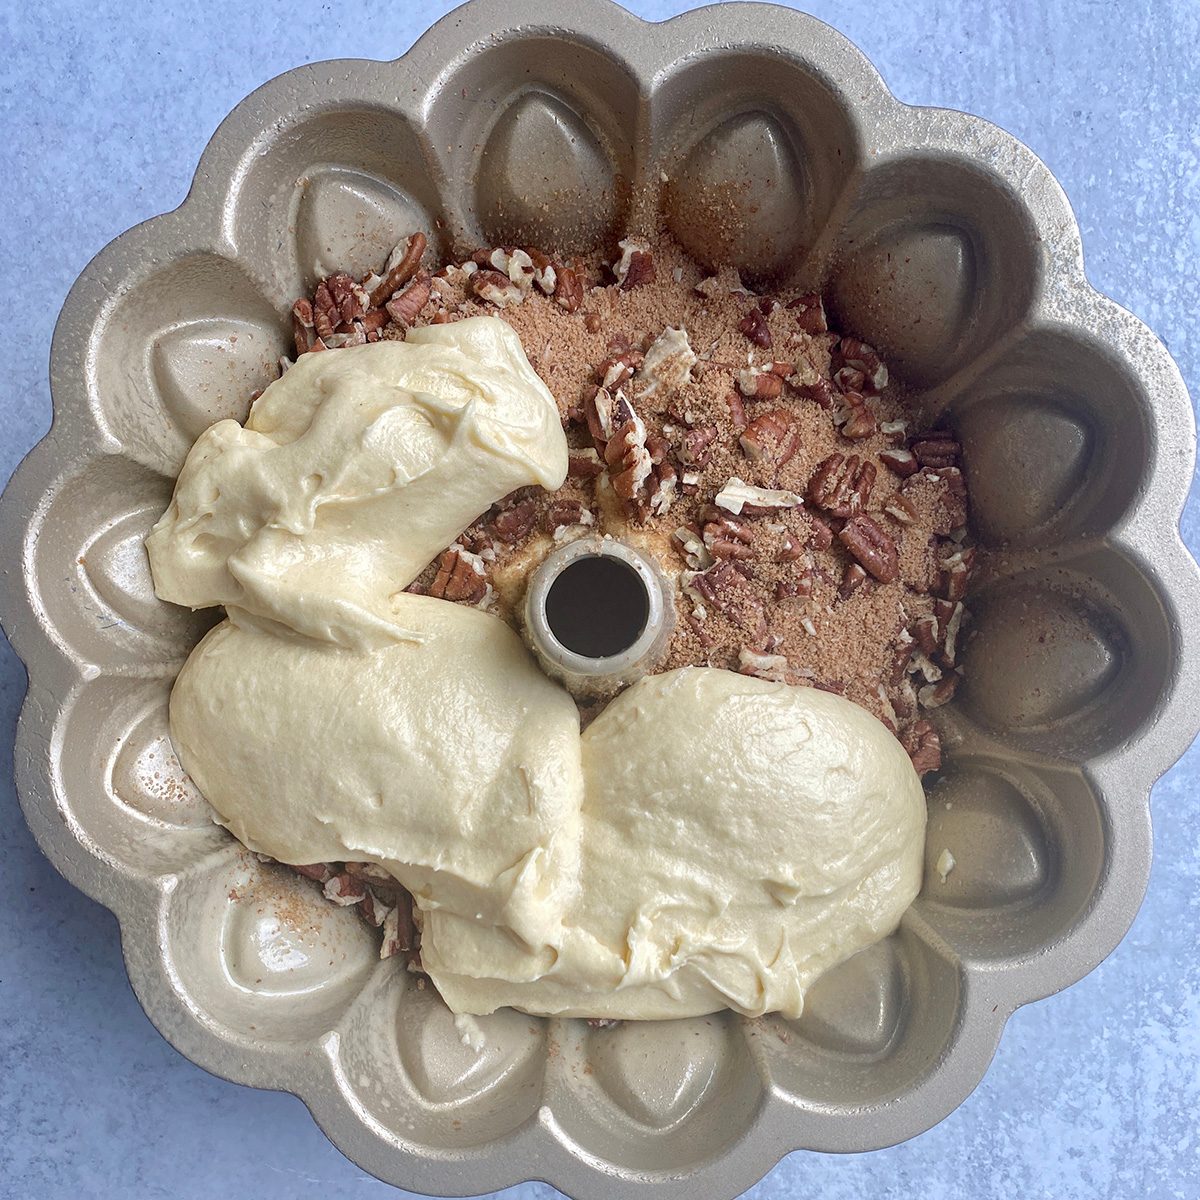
[958,397,1093,546]
[961,584,1123,730]
[589,1017,725,1129]
[294,166,432,284]
[793,936,903,1057]
[667,111,810,282]
[923,766,1051,909]
[394,990,542,1107]
[152,316,280,443]
[476,90,618,250]
[830,222,976,386]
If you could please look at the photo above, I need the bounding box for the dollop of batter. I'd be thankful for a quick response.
[147,318,567,647]
[152,316,927,1020]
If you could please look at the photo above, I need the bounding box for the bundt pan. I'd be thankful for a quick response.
[1,1,1197,1196]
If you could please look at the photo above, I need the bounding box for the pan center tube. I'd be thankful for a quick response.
[523,537,675,697]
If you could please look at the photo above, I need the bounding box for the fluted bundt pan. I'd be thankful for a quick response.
[1,2,1197,1196]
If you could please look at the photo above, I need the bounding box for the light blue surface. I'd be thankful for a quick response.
[1,1,1197,1196]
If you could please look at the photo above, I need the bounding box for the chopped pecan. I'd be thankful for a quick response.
[703,511,755,560]
[911,432,960,469]
[358,889,393,928]
[525,247,557,294]
[369,232,428,307]
[679,424,718,468]
[472,268,524,307]
[918,674,960,709]
[381,894,419,960]
[775,566,813,600]
[291,298,315,356]
[834,365,867,394]
[883,493,919,524]
[737,307,773,349]
[688,560,764,631]
[740,409,800,467]
[639,327,696,394]
[807,513,835,551]
[568,448,604,479]
[736,368,785,402]
[833,337,888,392]
[838,514,900,583]
[902,718,942,776]
[787,291,828,333]
[384,271,432,326]
[325,271,370,325]
[324,873,368,906]
[596,350,643,390]
[841,402,878,440]
[606,416,654,501]
[726,389,748,431]
[293,862,334,883]
[714,477,804,517]
[889,627,915,686]
[938,546,977,601]
[544,499,591,532]
[428,546,489,603]
[839,561,869,600]
[359,308,389,335]
[738,646,789,681]
[489,498,538,543]
[647,460,678,517]
[880,447,919,478]
[554,265,585,312]
[807,453,876,518]
[673,525,713,571]
[613,238,655,289]
[312,279,339,340]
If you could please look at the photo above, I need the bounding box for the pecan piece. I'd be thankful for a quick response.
[938,546,977,601]
[488,498,538,544]
[879,447,919,477]
[369,232,428,307]
[807,453,876,517]
[525,247,558,294]
[736,368,785,402]
[703,511,755,561]
[324,873,368,906]
[833,336,888,392]
[839,561,869,600]
[738,646,789,682]
[841,402,878,440]
[903,718,942,776]
[740,409,800,467]
[384,270,432,326]
[883,493,919,524]
[428,547,489,603]
[291,298,315,356]
[293,862,335,883]
[787,291,828,334]
[737,307,773,349]
[679,424,718,468]
[918,675,960,709]
[838,515,900,583]
[911,431,961,469]
[471,268,524,307]
[554,265,585,312]
[312,279,339,341]
[714,477,804,516]
[325,271,370,324]
[726,389,748,431]
[688,560,764,631]
[568,448,604,479]
[613,238,655,289]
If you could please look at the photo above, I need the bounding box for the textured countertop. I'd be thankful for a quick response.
[1,1,1197,1197]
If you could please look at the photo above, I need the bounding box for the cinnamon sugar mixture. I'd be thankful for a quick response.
[286,232,976,783]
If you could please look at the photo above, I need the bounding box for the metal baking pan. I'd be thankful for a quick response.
[1,1,1197,1196]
